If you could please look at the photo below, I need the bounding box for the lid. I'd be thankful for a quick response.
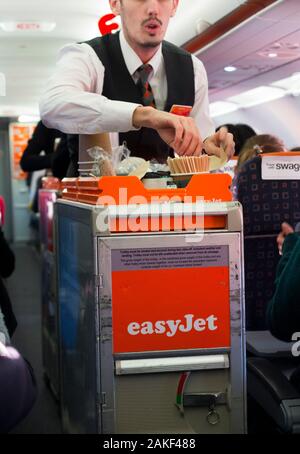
[143,171,171,179]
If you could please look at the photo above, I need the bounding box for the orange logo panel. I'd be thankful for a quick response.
[112,266,231,354]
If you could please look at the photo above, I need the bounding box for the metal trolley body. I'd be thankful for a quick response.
[55,194,246,434]
[39,188,60,399]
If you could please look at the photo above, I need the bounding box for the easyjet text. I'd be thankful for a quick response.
[127,314,218,337]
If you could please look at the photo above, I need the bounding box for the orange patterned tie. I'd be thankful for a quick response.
[136,64,156,108]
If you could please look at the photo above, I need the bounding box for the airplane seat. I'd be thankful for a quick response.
[246,332,300,433]
[236,155,300,329]
[235,154,300,433]
[247,356,300,433]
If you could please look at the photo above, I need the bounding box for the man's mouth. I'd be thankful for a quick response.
[143,20,162,33]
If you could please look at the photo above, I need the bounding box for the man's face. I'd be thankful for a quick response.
[110,0,179,49]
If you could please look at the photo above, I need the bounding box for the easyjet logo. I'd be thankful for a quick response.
[127,314,218,338]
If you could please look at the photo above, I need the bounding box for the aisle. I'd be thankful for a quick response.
[6,244,62,434]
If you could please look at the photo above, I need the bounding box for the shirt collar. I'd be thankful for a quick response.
[119,30,162,77]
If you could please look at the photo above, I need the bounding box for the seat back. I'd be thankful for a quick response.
[235,155,300,330]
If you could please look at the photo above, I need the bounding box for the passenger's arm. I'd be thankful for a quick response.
[276,222,294,256]
[0,308,9,346]
[266,233,300,341]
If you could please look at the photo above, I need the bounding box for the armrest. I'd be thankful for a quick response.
[247,357,300,403]
[246,331,293,358]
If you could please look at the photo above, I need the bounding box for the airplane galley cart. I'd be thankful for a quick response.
[55,174,247,434]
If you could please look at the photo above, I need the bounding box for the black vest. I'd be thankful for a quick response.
[84,32,195,163]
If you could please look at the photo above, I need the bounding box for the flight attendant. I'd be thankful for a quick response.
[40,0,234,167]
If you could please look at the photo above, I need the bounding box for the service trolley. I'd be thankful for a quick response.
[55,174,246,434]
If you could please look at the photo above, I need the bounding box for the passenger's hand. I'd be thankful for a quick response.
[132,107,203,156]
[277,222,294,255]
[0,340,8,356]
[204,127,235,161]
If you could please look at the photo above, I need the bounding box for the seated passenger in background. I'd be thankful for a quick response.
[216,123,256,156]
[236,134,286,172]
[0,221,17,337]
[266,222,300,341]
[0,307,37,433]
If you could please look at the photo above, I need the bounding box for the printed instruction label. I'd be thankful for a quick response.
[112,245,229,271]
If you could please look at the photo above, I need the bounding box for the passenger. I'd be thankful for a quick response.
[0,223,17,337]
[0,308,37,433]
[216,123,256,156]
[236,134,286,172]
[20,120,70,180]
[266,222,300,342]
[40,0,235,173]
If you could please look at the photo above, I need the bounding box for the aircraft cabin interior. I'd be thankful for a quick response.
[0,0,300,436]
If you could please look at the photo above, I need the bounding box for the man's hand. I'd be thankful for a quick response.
[277,222,294,255]
[133,107,203,156]
[204,127,235,161]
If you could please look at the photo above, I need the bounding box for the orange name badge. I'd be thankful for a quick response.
[111,245,231,354]
[170,105,192,117]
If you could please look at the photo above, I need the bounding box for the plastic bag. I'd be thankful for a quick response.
[112,142,131,171]
[115,143,149,178]
[85,147,114,177]
[84,142,151,179]
[85,142,131,177]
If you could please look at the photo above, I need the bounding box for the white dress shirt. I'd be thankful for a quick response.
[40,31,215,146]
